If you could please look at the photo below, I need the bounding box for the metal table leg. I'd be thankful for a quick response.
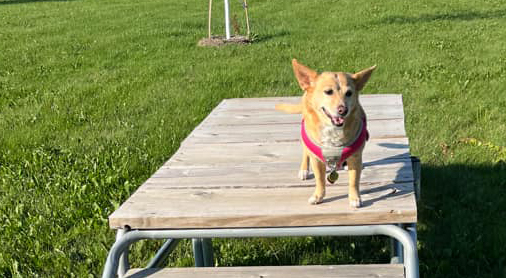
[390,157,420,264]
[146,239,181,268]
[391,224,405,264]
[115,228,130,278]
[102,225,419,278]
[390,237,401,264]
[192,238,214,267]
[411,156,421,202]
[202,238,214,267]
[192,238,204,267]
[391,223,418,264]
[193,238,214,267]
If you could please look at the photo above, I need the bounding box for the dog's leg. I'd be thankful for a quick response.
[298,146,310,180]
[347,151,363,208]
[308,157,326,204]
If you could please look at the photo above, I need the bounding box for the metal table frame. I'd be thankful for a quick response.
[102,156,421,278]
[102,224,419,278]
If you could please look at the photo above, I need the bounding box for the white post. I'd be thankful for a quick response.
[224,0,231,39]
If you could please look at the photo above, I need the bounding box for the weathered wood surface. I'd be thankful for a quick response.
[110,182,415,228]
[145,160,413,189]
[109,95,416,229]
[125,265,405,278]
[169,138,410,169]
[181,96,406,146]
[182,119,406,144]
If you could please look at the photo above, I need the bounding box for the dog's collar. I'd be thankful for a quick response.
[301,117,369,168]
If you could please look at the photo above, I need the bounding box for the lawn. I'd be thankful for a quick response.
[1,0,506,277]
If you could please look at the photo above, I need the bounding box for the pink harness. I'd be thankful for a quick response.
[301,117,369,168]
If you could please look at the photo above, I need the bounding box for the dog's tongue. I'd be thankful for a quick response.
[331,116,345,126]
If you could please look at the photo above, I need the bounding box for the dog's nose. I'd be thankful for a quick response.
[337,105,348,116]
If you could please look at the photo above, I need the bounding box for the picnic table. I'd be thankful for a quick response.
[102,94,419,278]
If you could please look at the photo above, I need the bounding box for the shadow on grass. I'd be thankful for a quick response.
[253,30,291,43]
[418,162,506,277]
[374,9,506,25]
[0,0,72,4]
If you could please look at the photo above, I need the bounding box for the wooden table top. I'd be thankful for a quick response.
[109,95,417,229]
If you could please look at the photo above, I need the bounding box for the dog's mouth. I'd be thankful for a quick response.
[321,107,345,127]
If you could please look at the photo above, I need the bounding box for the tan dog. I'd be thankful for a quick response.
[276,59,376,208]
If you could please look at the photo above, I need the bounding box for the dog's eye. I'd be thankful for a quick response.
[345,90,353,97]
[324,89,333,95]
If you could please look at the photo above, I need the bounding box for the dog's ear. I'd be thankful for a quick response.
[292,59,318,92]
[352,65,376,92]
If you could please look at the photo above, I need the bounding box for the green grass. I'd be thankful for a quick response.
[1,0,506,277]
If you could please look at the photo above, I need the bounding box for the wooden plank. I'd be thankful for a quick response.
[209,104,404,121]
[125,265,405,278]
[199,109,404,128]
[169,138,410,169]
[183,119,406,145]
[182,96,407,144]
[145,160,413,189]
[109,182,417,229]
[218,95,403,111]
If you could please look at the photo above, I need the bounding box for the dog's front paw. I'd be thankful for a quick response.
[298,170,309,180]
[308,192,325,205]
[349,197,362,208]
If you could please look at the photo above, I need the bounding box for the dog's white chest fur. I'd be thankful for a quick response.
[321,126,346,147]
[320,126,346,165]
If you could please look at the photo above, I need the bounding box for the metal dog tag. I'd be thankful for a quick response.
[327,168,339,184]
